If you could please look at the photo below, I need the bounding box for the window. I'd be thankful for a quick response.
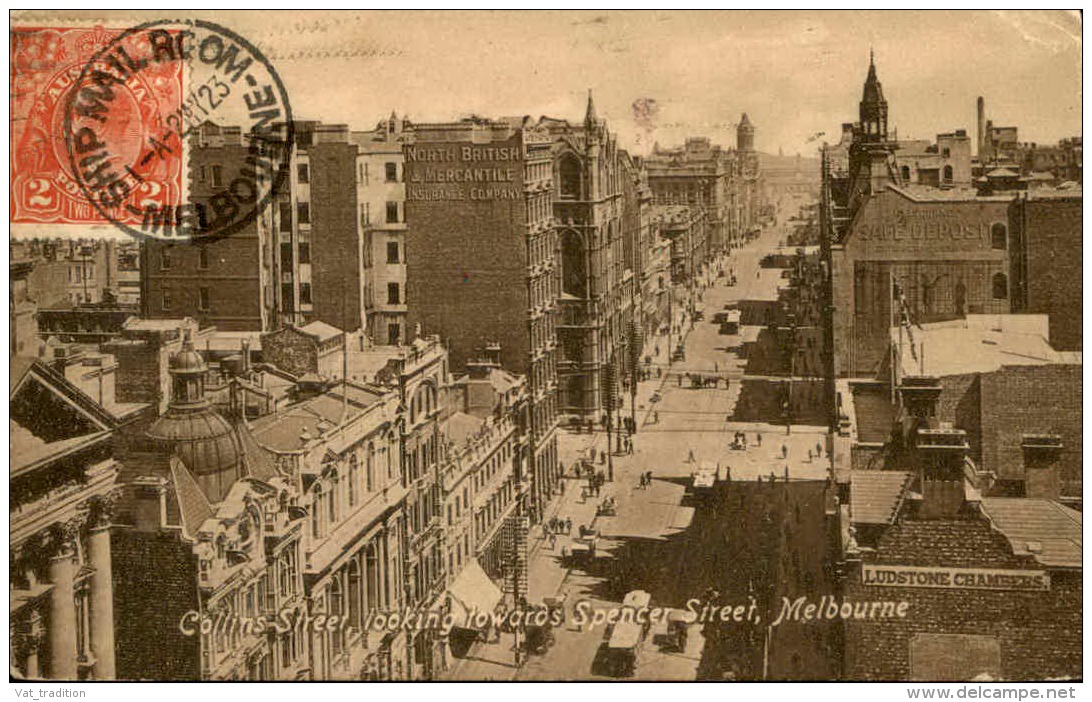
[901,165,911,181]
[297,163,309,184]
[366,443,376,492]
[279,203,293,232]
[942,147,951,158]
[198,247,210,269]
[199,165,207,182]
[385,162,397,182]
[211,165,223,188]
[388,323,400,346]
[348,455,359,507]
[990,223,1007,250]
[387,282,400,305]
[386,241,399,264]
[161,288,172,311]
[298,242,310,265]
[297,203,310,225]
[559,154,581,199]
[161,248,172,270]
[299,283,312,305]
[992,272,1008,300]
[943,165,953,183]
[385,201,399,224]
[198,287,210,311]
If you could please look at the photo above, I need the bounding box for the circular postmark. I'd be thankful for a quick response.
[62,19,294,242]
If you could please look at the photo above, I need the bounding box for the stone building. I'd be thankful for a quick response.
[110,334,310,680]
[644,116,762,255]
[824,56,1016,377]
[10,357,148,680]
[249,368,408,680]
[539,94,637,422]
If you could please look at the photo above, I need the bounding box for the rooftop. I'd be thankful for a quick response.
[893,315,1076,377]
[297,321,344,343]
[980,497,1082,569]
[851,470,912,525]
[249,382,388,452]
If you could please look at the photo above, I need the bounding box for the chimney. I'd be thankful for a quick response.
[898,375,943,421]
[1022,434,1063,499]
[976,96,986,157]
[483,342,502,367]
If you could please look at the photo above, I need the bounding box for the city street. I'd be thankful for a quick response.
[446,196,833,680]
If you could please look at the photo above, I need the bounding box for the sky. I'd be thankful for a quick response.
[13,10,1084,159]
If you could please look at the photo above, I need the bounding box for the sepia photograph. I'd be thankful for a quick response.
[6,9,1083,687]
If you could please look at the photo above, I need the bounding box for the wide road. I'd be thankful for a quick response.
[445,194,832,681]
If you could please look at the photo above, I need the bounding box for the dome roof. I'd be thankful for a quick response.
[169,345,206,373]
[146,407,244,504]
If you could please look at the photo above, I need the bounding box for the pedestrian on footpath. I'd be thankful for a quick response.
[565,517,572,534]
[781,443,788,458]
[756,433,762,446]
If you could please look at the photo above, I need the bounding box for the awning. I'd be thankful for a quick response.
[446,560,504,624]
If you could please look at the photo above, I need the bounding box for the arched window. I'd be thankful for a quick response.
[366,442,376,492]
[559,154,581,200]
[943,165,953,183]
[347,560,362,630]
[365,542,382,611]
[991,223,1007,250]
[329,574,344,655]
[328,475,338,526]
[348,455,359,507]
[901,165,911,181]
[311,485,323,540]
[992,272,1008,300]
[560,230,587,297]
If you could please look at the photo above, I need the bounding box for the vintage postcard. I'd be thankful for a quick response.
[8,9,1082,686]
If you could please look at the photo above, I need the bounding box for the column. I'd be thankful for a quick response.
[49,550,78,679]
[88,526,116,679]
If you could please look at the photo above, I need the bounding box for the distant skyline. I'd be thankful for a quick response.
[12,10,1083,158]
[238,9,1081,156]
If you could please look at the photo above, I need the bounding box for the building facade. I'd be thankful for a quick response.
[401,117,561,523]
[541,95,637,422]
[355,115,410,346]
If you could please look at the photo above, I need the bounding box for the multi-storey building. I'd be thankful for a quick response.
[142,121,368,334]
[442,354,528,594]
[249,368,408,680]
[645,117,763,256]
[401,117,560,523]
[539,94,637,423]
[141,123,273,331]
[823,56,1017,377]
[355,115,409,346]
[10,357,148,680]
[110,335,310,680]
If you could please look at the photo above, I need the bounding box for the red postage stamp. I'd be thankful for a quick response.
[10,26,184,226]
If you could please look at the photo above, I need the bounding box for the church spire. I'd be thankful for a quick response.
[859,49,888,143]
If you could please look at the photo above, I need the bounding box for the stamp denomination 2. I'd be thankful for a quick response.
[60,19,294,241]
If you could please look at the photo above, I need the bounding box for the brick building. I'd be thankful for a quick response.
[354,114,409,345]
[142,124,273,331]
[824,57,1016,378]
[142,121,369,334]
[839,376,1081,681]
[887,315,1082,502]
[1008,192,1082,352]
[401,117,561,523]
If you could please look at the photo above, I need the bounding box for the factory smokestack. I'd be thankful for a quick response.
[976,96,986,158]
